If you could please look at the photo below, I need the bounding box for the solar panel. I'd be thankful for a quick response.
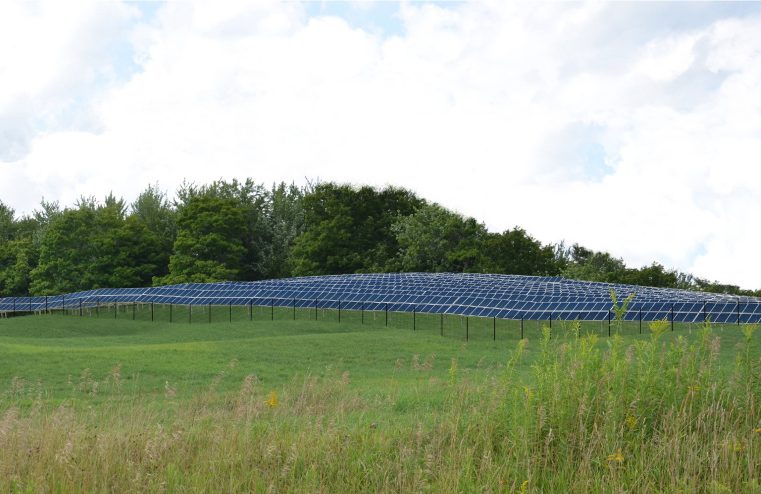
[1,272,760,323]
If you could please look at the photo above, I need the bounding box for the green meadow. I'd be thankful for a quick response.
[1,310,760,492]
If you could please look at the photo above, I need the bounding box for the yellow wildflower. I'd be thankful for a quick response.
[519,480,529,493]
[688,384,701,393]
[266,390,279,408]
[607,451,624,463]
[754,427,761,434]
[625,415,637,431]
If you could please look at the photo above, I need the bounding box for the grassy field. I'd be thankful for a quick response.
[1,310,760,492]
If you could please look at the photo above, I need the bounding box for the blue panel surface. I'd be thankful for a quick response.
[2,273,760,323]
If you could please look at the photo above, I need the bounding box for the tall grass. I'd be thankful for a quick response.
[1,321,759,492]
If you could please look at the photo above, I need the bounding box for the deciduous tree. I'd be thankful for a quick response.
[391,203,486,272]
[290,184,422,275]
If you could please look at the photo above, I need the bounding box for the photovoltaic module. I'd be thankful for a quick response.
[1,273,760,323]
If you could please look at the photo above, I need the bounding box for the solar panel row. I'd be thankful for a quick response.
[1,273,760,323]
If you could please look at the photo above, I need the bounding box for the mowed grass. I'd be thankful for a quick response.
[0,307,753,402]
[0,309,525,406]
[1,309,760,492]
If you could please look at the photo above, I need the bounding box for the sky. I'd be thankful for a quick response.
[2,1,761,288]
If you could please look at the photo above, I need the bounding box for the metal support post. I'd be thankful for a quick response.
[737,300,741,325]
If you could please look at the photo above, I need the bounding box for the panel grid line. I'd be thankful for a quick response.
[1,273,760,323]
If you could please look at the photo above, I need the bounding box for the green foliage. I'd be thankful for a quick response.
[2,179,760,295]
[29,197,166,294]
[158,193,247,284]
[101,217,166,287]
[29,204,100,294]
[0,238,36,297]
[155,179,275,284]
[479,227,560,275]
[130,184,176,278]
[622,262,678,287]
[131,184,176,240]
[0,201,44,296]
[687,274,761,297]
[610,289,636,334]
[0,315,759,492]
[391,203,485,272]
[561,244,627,283]
[290,183,423,275]
[560,244,687,290]
[259,182,305,279]
[0,201,15,242]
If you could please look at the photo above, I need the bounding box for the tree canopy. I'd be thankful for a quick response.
[0,180,756,297]
[290,183,423,275]
[391,203,485,273]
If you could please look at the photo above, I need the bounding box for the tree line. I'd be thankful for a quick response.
[0,179,757,297]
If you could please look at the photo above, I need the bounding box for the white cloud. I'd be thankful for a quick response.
[0,1,139,159]
[2,2,761,288]
[632,34,699,82]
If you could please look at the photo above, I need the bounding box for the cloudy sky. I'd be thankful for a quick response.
[2,1,761,288]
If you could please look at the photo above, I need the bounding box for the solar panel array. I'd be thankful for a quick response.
[1,272,760,323]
